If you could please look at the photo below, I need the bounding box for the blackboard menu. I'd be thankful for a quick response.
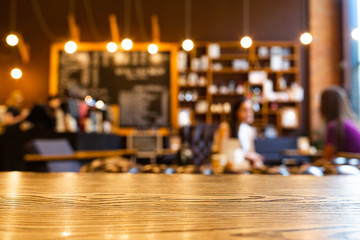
[58,51,171,128]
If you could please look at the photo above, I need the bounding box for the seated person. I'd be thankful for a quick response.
[213,96,264,170]
[26,95,62,132]
[320,86,360,159]
[0,90,29,171]
[2,90,29,134]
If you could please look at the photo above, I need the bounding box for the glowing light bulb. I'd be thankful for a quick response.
[240,36,252,48]
[351,28,360,40]
[6,34,19,46]
[64,41,77,54]
[121,38,133,50]
[182,39,194,51]
[300,32,312,45]
[11,68,22,79]
[148,43,159,54]
[84,95,93,104]
[106,42,118,52]
[95,100,105,109]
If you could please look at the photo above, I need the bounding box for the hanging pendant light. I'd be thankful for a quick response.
[182,39,194,51]
[121,38,133,50]
[240,0,252,48]
[240,36,252,49]
[64,40,77,54]
[299,0,312,45]
[106,42,118,53]
[11,68,22,79]
[148,15,159,54]
[300,32,312,45]
[148,43,158,54]
[6,34,19,46]
[182,0,194,51]
[121,0,133,50]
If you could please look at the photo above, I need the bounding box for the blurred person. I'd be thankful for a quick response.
[213,96,264,169]
[2,90,29,133]
[232,96,264,168]
[320,86,360,159]
[26,95,62,132]
[0,90,29,171]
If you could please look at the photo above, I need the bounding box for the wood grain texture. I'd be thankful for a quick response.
[1,173,360,239]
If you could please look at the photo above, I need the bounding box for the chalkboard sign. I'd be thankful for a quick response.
[56,49,173,128]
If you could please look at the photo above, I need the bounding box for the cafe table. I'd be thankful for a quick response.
[1,172,360,239]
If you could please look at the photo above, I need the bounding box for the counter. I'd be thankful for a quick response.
[1,172,360,239]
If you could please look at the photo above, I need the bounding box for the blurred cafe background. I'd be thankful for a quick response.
[0,0,359,175]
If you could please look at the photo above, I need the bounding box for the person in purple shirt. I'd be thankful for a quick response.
[320,86,360,159]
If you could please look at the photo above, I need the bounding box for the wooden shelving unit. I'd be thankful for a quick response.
[177,41,302,136]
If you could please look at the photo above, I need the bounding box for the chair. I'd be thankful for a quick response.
[26,138,80,172]
[179,124,217,166]
[254,137,300,165]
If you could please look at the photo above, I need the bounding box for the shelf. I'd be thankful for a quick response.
[179,97,207,103]
[267,110,280,115]
[251,67,298,73]
[252,122,266,127]
[211,54,249,60]
[176,41,301,137]
[211,67,298,74]
[266,100,300,104]
[211,93,244,97]
[282,55,296,60]
[211,68,249,74]
[178,69,208,74]
[254,111,266,114]
[255,54,296,61]
[179,85,207,88]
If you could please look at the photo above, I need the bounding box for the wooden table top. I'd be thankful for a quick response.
[1,172,360,239]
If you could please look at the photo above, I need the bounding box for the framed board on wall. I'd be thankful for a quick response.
[49,42,178,131]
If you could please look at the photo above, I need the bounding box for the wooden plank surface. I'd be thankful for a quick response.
[1,173,360,239]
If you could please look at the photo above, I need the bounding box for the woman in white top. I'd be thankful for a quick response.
[233,97,264,168]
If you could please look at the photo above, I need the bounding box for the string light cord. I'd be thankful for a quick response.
[134,0,148,41]
[124,0,131,37]
[243,0,249,35]
[69,0,75,16]
[9,0,17,32]
[185,0,191,39]
[30,0,65,41]
[82,0,101,41]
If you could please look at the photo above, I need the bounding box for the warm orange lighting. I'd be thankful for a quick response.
[64,41,77,54]
[182,39,194,51]
[106,42,118,52]
[95,100,105,109]
[300,32,312,45]
[148,43,159,54]
[240,36,252,48]
[6,34,19,46]
[121,38,133,50]
[11,68,22,79]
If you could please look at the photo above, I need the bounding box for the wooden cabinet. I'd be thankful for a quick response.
[177,41,302,136]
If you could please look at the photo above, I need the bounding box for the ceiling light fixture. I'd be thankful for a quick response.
[182,0,194,51]
[6,34,19,46]
[240,0,252,48]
